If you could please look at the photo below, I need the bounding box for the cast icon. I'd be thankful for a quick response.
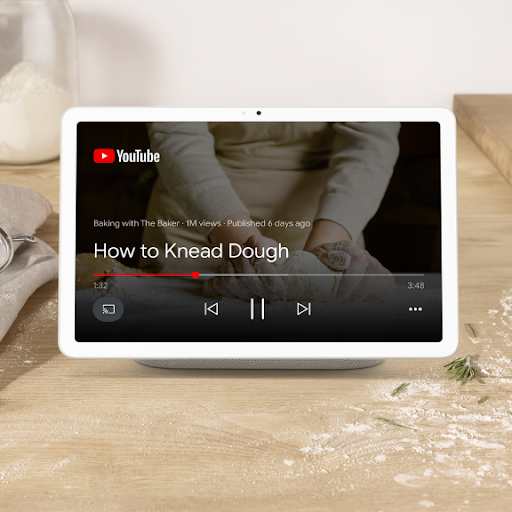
[92,297,124,322]
[102,304,116,315]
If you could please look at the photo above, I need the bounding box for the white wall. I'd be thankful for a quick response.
[68,0,512,109]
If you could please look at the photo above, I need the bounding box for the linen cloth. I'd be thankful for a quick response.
[0,184,58,341]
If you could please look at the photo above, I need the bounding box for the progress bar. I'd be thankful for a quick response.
[93,272,200,278]
[200,273,425,277]
[93,273,424,277]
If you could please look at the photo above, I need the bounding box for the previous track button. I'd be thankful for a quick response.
[204,302,219,316]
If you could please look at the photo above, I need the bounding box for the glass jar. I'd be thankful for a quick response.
[0,0,78,164]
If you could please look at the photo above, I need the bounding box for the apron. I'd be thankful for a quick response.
[142,122,337,270]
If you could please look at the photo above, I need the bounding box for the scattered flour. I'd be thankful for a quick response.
[0,62,76,164]
[0,455,36,483]
[0,454,73,483]
[340,423,371,433]
[311,433,332,440]
[467,439,504,450]
[4,284,512,500]
[394,474,428,487]
[300,433,336,455]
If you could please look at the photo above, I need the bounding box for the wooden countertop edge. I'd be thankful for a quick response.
[453,95,512,187]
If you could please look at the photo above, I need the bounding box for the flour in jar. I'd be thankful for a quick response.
[0,62,76,164]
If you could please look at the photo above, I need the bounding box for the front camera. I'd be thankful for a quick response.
[257,111,261,116]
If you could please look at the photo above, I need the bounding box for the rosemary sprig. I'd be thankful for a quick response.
[477,396,486,404]
[464,323,477,338]
[374,417,415,432]
[444,354,478,385]
[390,383,410,396]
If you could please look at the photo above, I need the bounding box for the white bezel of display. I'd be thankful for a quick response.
[59,108,458,359]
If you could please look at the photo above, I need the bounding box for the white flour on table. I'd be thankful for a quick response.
[70,282,512,500]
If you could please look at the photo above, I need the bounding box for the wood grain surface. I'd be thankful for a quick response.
[1,129,512,511]
[454,94,512,187]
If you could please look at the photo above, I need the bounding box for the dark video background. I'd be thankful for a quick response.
[76,122,441,273]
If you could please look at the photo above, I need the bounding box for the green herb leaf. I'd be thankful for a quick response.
[507,411,512,417]
[477,396,486,404]
[444,354,478,385]
[374,417,415,432]
[390,383,410,396]
[464,323,477,338]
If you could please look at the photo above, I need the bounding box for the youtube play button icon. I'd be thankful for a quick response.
[93,148,115,163]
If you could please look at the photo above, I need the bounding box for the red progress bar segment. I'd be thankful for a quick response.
[93,272,201,279]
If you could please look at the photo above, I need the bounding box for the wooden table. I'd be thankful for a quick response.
[454,94,512,187]
[1,128,512,511]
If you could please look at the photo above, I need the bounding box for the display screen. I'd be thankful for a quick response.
[75,121,442,342]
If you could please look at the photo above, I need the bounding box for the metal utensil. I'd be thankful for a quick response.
[0,227,36,273]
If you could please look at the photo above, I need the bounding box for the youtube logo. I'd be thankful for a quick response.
[93,148,115,163]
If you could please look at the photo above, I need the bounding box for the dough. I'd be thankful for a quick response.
[75,253,135,291]
[280,250,344,301]
[203,250,348,302]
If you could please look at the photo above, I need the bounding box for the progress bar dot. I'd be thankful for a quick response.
[192,271,200,279]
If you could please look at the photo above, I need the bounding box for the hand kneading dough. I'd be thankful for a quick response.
[203,250,348,302]
[75,253,137,291]
[280,250,345,301]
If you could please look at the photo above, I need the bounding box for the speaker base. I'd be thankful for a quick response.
[135,359,385,370]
